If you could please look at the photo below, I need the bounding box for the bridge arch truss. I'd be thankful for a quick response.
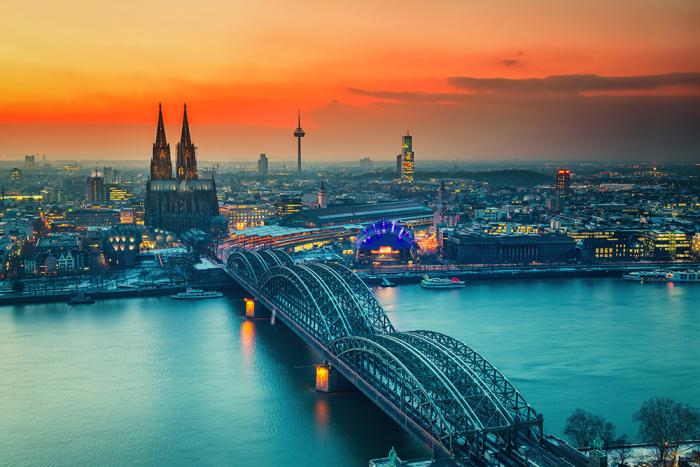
[223,248,547,463]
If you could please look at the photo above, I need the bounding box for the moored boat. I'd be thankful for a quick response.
[623,270,699,283]
[420,275,465,289]
[171,288,223,300]
[67,291,95,305]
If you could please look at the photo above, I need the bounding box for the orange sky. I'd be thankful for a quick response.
[1,0,699,161]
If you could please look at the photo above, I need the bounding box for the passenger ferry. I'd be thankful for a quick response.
[420,275,466,289]
[623,270,700,283]
[171,288,224,300]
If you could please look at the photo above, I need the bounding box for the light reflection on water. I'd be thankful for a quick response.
[0,278,698,466]
[374,278,700,438]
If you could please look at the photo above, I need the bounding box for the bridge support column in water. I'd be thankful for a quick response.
[315,364,354,393]
[244,298,256,318]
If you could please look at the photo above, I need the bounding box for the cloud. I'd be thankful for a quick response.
[501,59,521,67]
[347,88,471,103]
[447,72,700,95]
[340,79,700,161]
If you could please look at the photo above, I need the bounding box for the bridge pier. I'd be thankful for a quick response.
[244,298,256,318]
[315,363,354,393]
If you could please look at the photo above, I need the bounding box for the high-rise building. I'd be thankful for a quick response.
[360,157,373,170]
[258,153,269,176]
[293,111,305,173]
[24,155,36,169]
[396,154,402,177]
[86,169,106,204]
[399,131,415,183]
[103,167,120,184]
[556,169,571,193]
[145,104,218,233]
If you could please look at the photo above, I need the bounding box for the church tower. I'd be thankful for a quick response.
[316,180,327,209]
[176,104,198,181]
[150,103,173,180]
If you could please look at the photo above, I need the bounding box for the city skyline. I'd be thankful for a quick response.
[1,1,699,161]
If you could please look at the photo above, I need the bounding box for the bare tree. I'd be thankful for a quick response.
[634,397,700,465]
[609,434,634,466]
[564,408,616,449]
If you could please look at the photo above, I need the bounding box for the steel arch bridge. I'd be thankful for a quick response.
[224,248,561,466]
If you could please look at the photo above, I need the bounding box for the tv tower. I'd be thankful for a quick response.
[293,110,305,173]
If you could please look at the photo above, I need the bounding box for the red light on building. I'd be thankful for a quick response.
[556,169,571,192]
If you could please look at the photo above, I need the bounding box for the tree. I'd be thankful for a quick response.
[634,397,700,466]
[563,408,616,449]
[609,434,634,466]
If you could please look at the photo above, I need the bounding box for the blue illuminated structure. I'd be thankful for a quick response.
[355,220,416,264]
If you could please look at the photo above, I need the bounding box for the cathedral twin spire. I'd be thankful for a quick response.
[150,103,198,181]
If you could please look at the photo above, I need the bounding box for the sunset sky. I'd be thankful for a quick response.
[1,0,699,161]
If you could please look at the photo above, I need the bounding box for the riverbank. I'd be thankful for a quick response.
[358,261,700,285]
[0,280,237,306]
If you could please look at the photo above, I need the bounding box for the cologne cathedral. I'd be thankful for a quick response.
[145,104,219,233]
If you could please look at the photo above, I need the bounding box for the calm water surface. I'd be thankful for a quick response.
[1,278,698,466]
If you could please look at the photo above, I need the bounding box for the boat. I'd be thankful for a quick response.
[67,291,95,305]
[171,288,223,300]
[380,277,397,288]
[623,270,700,283]
[420,275,466,289]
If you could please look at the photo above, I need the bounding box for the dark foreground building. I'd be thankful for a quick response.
[145,104,218,233]
[445,230,576,264]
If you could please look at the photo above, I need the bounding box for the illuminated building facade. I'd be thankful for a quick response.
[556,169,571,194]
[86,172,106,204]
[276,195,303,217]
[102,228,140,267]
[355,220,416,265]
[119,209,135,224]
[693,233,700,257]
[145,104,218,233]
[399,131,415,182]
[68,209,120,228]
[484,223,540,236]
[643,230,691,260]
[575,231,644,261]
[220,203,275,231]
[107,185,134,202]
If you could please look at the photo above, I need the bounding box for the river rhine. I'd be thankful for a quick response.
[1,278,698,466]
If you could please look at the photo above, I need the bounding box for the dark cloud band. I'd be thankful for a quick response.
[447,72,700,94]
